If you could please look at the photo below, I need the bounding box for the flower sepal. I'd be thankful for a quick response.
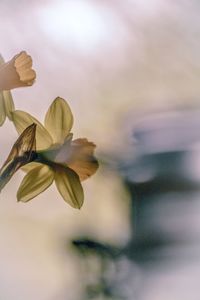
[54,164,84,209]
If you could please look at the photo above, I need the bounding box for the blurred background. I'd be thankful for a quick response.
[1,0,200,299]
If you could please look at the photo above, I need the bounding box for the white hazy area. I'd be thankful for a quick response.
[0,0,200,299]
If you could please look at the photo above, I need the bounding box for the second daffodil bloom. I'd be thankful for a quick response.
[12,97,99,209]
[0,51,36,125]
[0,51,36,91]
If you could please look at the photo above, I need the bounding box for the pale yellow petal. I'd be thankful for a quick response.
[3,90,15,120]
[44,97,73,144]
[67,139,99,181]
[17,165,54,202]
[21,162,43,173]
[54,166,84,209]
[0,91,6,126]
[12,110,53,150]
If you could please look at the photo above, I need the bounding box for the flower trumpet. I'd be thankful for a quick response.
[0,51,36,126]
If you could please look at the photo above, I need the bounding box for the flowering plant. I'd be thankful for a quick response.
[0,51,98,209]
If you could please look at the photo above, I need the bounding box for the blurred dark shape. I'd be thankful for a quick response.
[72,238,122,299]
[72,238,119,258]
[72,110,200,300]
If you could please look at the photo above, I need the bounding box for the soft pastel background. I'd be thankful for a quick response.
[0,0,200,299]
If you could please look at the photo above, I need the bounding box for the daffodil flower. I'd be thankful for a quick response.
[0,51,36,90]
[11,97,99,209]
[0,51,36,125]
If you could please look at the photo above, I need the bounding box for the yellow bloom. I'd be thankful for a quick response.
[0,51,36,90]
[0,51,36,125]
[12,97,99,209]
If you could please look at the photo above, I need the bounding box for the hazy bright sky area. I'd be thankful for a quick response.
[0,0,200,299]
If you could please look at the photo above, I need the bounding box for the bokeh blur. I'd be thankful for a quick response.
[1,0,200,299]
